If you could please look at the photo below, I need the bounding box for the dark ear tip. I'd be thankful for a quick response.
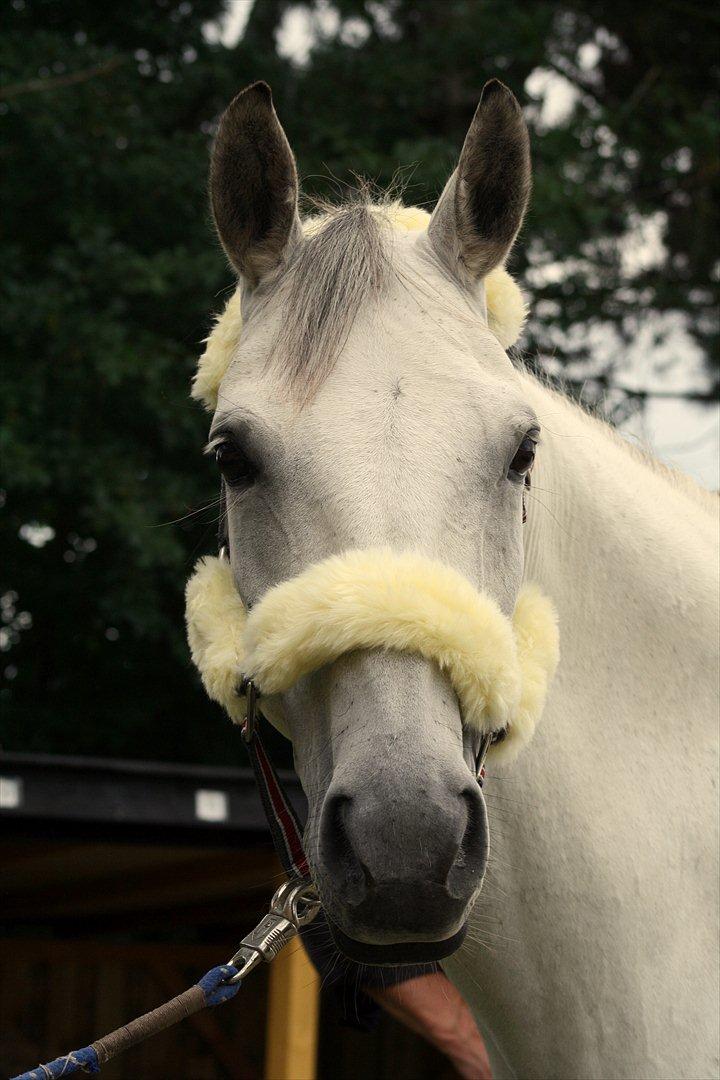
[245,80,273,101]
[480,78,520,109]
[227,80,273,115]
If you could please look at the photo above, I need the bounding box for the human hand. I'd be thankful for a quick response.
[367,970,493,1079]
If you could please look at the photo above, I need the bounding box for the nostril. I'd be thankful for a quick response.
[320,791,368,906]
[447,785,488,898]
[360,860,376,891]
[427,788,475,886]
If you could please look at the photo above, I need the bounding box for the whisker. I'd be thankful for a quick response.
[150,497,223,528]
[525,489,577,542]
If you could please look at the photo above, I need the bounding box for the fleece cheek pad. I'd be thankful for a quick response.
[185,548,559,765]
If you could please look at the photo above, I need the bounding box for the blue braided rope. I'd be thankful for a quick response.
[197,964,242,1007]
[12,1045,101,1079]
[11,965,241,1079]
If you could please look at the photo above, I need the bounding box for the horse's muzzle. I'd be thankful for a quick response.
[313,770,488,958]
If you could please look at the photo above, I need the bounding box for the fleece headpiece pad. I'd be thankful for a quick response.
[191,205,527,412]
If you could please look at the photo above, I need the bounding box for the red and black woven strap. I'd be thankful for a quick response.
[242,718,310,881]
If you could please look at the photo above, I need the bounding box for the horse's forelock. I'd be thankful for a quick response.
[266,199,391,400]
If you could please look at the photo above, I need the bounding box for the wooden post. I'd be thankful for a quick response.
[265,940,320,1080]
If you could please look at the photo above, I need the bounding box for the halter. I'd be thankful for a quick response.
[185,539,558,913]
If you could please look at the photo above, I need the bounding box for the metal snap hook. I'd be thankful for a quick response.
[225,878,321,984]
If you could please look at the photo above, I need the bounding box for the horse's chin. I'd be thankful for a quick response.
[326,915,468,967]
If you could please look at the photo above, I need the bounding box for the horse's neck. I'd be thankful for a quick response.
[450,377,719,1078]
[522,373,718,747]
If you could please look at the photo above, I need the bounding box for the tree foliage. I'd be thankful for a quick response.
[1,0,717,762]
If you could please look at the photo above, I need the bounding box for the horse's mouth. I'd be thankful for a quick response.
[326,915,468,967]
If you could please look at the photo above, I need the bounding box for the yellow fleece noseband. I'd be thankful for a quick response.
[185,548,558,764]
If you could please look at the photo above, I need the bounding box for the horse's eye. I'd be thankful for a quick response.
[509,434,537,479]
[215,443,256,488]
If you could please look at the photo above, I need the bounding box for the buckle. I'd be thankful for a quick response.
[239,676,259,742]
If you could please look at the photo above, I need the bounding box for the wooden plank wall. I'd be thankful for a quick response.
[1,837,446,1080]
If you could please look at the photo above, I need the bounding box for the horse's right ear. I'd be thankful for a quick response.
[428,80,531,282]
[210,81,302,287]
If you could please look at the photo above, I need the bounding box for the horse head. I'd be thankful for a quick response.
[197,79,546,963]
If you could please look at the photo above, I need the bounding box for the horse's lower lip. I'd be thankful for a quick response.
[326,917,468,967]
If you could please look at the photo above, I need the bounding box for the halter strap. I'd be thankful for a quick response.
[240,697,310,881]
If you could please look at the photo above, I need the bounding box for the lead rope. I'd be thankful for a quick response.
[12,965,243,1079]
[12,689,319,1080]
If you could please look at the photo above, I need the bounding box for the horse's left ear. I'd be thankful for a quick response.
[428,80,531,281]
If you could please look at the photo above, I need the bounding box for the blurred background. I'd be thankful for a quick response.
[1,2,718,1077]
[2,0,719,764]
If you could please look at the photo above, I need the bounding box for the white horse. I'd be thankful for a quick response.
[197,80,719,1078]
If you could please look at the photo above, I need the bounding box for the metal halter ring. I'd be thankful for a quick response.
[475,732,493,780]
[239,676,260,743]
[475,728,506,781]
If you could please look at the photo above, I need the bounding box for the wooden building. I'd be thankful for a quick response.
[0,753,448,1079]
